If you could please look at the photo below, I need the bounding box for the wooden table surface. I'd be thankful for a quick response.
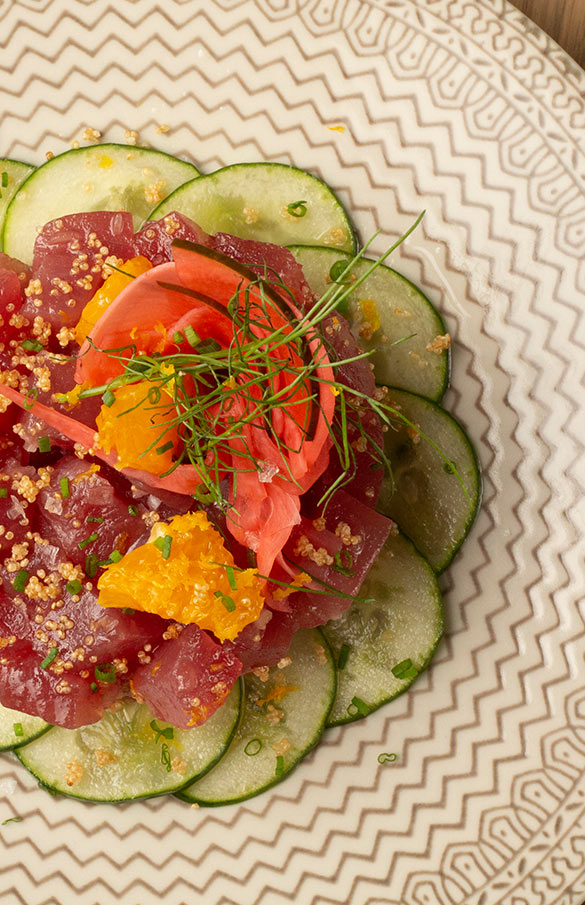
[510,0,585,69]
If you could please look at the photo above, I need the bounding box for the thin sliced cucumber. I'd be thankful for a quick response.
[178,628,336,806]
[0,703,49,751]
[379,387,481,573]
[3,143,200,264]
[0,158,34,248]
[150,162,356,252]
[323,531,442,726]
[15,683,241,803]
[289,245,449,401]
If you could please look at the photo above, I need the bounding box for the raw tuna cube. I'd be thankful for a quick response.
[134,212,209,265]
[281,490,393,628]
[36,456,149,566]
[131,623,243,730]
[21,212,136,334]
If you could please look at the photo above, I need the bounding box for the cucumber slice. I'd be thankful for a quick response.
[0,158,34,248]
[379,387,481,573]
[323,531,442,726]
[3,144,200,264]
[15,684,241,803]
[150,163,356,252]
[0,703,49,751]
[289,245,449,401]
[178,628,336,806]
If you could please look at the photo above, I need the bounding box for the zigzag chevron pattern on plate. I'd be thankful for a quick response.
[0,0,584,903]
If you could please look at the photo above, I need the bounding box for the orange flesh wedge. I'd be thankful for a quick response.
[75,255,153,345]
[95,382,179,474]
[97,511,265,642]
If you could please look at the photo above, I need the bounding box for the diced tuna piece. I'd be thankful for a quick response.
[21,212,136,334]
[210,232,315,311]
[35,456,149,566]
[134,212,209,265]
[130,624,242,730]
[225,608,296,671]
[14,354,103,453]
[0,637,119,727]
[281,490,393,628]
[0,460,38,554]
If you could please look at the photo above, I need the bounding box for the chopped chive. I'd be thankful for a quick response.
[173,331,185,344]
[156,440,174,455]
[225,565,237,591]
[85,553,99,578]
[21,339,43,352]
[90,681,98,693]
[153,535,172,560]
[214,590,236,612]
[275,755,285,775]
[37,436,51,453]
[161,742,172,772]
[443,461,455,474]
[94,663,116,684]
[66,579,82,595]
[78,532,98,550]
[0,488,7,498]
[150,719,174,743]
[121,607,135,615]
[128,504,139,517]
[286,200,307,218]
[23,388,37,411]
[329,259,353,283]
[87,516,104,523]
[1,816,23,825]
[332,550,354,577]
[348,696,369,716]
[59,477,70,498]
[12,569,29,592]
[108,550,123,563]
[194,484,217,504]
[391,658,418,680]
[337,643,351,670]
[244,738,262,757]
[1,171,8,188]
[377,752,397,764]
[148,386,161,404]
[13,723,23,738]
[184,325,200,347]
[102,388,116,408]
[40,647,58,670]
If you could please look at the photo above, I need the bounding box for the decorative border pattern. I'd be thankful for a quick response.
[0,1,584,903]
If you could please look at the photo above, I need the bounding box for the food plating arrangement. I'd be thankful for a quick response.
[0,141,480,805]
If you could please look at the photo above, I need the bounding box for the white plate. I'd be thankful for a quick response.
[1,1,585,903]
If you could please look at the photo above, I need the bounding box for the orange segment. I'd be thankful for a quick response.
[97,511,265,642]
[96,382,179,474]
[75,255,153,345]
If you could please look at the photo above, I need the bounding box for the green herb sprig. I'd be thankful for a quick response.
[78,214,470,515]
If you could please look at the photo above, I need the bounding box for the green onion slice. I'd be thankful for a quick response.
[244,738,262,757]
[12,570,29,593]
[153,535,172,560]
[286,200,307,218]
[78,532,98,550]
[40,647,58,670]
[95,663,117,684]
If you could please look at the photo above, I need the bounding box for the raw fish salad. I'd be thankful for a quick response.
[0,142,480,804]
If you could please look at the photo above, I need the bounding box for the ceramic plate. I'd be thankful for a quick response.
[1,1,585,903]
